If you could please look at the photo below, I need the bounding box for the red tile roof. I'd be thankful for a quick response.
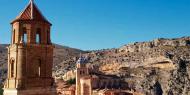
[11,1,51,25]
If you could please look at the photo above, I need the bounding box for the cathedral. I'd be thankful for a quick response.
[4,0,56,95]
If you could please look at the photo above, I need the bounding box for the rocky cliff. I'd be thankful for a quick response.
[82,37,190,95]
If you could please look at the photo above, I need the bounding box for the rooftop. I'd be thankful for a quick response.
[11,0,51,25]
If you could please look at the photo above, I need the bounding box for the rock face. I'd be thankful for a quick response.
[167,59,190,95]
[119,37,190,53]
[0,44,8,85]
[1,37,190,95]
[82,37,190,95]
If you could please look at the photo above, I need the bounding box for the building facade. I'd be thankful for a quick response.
[74,56,133,95]
[4,0,56,95]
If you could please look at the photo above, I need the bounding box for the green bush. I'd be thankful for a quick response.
[67,78,76,85]
[0,87,3,95]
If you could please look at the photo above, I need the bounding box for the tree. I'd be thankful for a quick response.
[67,78,76,85]
[0,87,3,95]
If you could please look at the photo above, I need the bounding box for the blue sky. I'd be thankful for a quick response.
[0,0,190,50]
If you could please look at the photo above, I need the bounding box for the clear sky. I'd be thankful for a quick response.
[0,0,190,50]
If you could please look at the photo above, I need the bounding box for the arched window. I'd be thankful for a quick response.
[23,27,27,43]
[12,29,15,44]
[47,30,50,44]
[36,28,41,44]
[10,58,15,78]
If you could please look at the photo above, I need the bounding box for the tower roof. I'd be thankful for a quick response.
[11,0,51,25]
[76,56,88,64]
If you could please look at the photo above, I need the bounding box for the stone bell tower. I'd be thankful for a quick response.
[76,56,89,95]
[4,0,56,95]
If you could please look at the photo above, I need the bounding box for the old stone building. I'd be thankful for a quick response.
[74,56,133,95]
[76,56,90,95]
[4,0,56,95]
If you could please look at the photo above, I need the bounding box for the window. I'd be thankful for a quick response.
[47,30,50,44]
[36,34,40,44]
[10,59,15,78]
[12,29,15,44]
[23,27,27,43]
[36,28,41,44]
[24,33,27,43]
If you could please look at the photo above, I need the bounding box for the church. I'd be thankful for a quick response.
[4,0,56,95]
[75,56,134,95]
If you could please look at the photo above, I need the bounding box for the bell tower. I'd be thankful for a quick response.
[76,56,89,95]
[4,0,56,95]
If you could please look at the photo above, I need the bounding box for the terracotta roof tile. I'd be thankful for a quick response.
[12,1,51,25]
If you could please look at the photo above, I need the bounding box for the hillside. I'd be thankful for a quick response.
[0,44,8,85]
[88,37,190,95]
[0,37,190,95]
[52,44,86,77]
[61,37,190,95]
